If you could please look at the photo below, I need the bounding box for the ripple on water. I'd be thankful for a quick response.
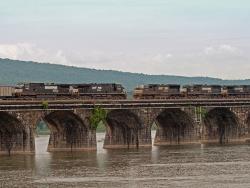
[1,133,250,187]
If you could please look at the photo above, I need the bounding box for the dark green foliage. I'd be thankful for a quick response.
[42,101,49,109]
[1,58,250,92]
[90,107,107,130]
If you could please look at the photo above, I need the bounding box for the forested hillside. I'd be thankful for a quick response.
[1,58,250,91]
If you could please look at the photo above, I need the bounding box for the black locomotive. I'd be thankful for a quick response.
[1,83,126,100]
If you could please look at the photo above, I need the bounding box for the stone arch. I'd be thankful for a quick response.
[154,108,197,145]
[42,110,91,151]
[0,112,29,155]
[104,109,143,148]
[203,107,239,144]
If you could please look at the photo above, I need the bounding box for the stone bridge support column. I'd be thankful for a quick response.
[132,108,155,147]
[72,109,97,150]
[16,111,42,153]
[183,107,202,141]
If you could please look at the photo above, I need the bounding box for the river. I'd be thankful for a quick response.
[1,131,250,187]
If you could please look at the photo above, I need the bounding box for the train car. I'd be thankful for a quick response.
[222,85,250,98]
[74,83,126,99]
[0,86,15,99]
[133,84,181,99]
[15,83,58,98]
[242,85,250,97]
[13,82,127,100]
[183,85,222,98]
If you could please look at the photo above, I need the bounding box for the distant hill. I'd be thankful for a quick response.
[1,58,250,91]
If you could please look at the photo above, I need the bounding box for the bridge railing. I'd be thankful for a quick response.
[1,98,250,111]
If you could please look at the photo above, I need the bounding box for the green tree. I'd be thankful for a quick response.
[90,107,107,130]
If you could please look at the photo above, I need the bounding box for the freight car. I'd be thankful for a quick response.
[72,83,126,99]
[0,86,15,99]
[133,84,250,99]
[13,83,127,100]
[222,85,250,98]
[182,85,222,98]
[133,84,181,99]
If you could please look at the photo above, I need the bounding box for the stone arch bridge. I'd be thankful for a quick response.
[1,99,250,154]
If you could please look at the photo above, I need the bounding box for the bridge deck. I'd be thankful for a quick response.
[1,98,250,111]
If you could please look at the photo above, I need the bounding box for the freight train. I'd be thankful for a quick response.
[133,84,250,99]
[1,83,250,100]
[0,83,127,100]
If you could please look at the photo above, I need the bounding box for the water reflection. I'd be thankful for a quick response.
[1,131,250,187]
[34,136,52,177]
[96,133,108,170]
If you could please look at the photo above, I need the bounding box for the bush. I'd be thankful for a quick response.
[42,101,49,109]
[90,107,107,130]
[196,107,207,119]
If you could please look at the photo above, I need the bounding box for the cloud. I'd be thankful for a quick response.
[151,53,173,63]
[0,43,68,65]
[204,44,241,56]
[0,42,249,79]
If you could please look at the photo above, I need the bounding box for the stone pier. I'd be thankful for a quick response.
[1,99,250,154]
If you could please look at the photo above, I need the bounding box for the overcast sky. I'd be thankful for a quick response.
[0,0,250,79]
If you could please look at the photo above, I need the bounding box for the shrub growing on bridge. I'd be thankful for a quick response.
[90,107,107,130]
[42,101,49,109]
[196,107,208,119]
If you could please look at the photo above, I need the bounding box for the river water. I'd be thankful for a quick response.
[1,131,250,187]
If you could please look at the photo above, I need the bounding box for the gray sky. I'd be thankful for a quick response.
[0,0,250,79]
